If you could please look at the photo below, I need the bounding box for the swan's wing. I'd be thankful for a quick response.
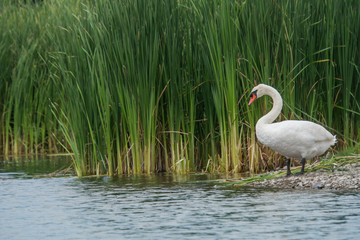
[256,120,336,159]
[273,120,335,143]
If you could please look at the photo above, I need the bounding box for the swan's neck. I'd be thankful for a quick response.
[257,86,283,125]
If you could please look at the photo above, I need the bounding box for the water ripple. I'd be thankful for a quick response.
[1,173,360,239]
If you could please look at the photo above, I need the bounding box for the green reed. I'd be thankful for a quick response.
[0,0,359,176]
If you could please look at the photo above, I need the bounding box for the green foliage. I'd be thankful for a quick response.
[0,0,359,176]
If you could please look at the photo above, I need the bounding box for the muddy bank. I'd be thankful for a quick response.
[245,163,360,190]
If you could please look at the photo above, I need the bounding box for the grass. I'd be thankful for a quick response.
[0,0,359,176]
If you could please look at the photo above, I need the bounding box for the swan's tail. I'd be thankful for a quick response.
[332,135,337,146]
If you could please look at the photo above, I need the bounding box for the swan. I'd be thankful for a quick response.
[248,84,336,176]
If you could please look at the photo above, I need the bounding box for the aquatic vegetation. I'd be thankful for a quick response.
[0,0,359,176]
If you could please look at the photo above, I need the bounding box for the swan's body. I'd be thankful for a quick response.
[249,84,336,175]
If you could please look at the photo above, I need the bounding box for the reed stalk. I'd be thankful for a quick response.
[0,0,359,176]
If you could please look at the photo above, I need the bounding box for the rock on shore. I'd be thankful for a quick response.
[246,163,360,190]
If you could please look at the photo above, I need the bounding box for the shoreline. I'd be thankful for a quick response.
[221,156,360,190]
[246,163,360,190]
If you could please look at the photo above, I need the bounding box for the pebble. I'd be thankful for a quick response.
[313,182,324,189]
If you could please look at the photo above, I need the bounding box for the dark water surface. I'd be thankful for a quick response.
[1,158,360,240]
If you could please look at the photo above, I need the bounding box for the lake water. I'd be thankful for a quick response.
[1,158,360,239]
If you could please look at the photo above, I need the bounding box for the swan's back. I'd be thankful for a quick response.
[256,120,336,160]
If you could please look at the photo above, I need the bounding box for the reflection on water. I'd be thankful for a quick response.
[1,158,360,239]
[0,156,72,179]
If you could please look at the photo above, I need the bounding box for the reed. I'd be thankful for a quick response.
[0,0,359,176]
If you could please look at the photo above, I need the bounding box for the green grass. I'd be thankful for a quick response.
[0,0,359,176]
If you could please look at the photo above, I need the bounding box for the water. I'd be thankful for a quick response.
[1,158,360,240]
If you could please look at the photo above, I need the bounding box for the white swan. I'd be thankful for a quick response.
[248,84,336,175]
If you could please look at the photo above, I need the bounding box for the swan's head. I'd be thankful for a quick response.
[248,84,268,105]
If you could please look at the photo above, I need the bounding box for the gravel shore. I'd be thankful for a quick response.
[246,163,360,190]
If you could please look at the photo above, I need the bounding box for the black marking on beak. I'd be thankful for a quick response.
[248,90,258,106]
[249,90,258,98]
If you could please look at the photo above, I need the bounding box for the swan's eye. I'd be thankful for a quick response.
[249,90,257,98]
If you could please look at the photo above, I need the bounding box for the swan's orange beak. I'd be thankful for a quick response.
[248,92,257,105]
